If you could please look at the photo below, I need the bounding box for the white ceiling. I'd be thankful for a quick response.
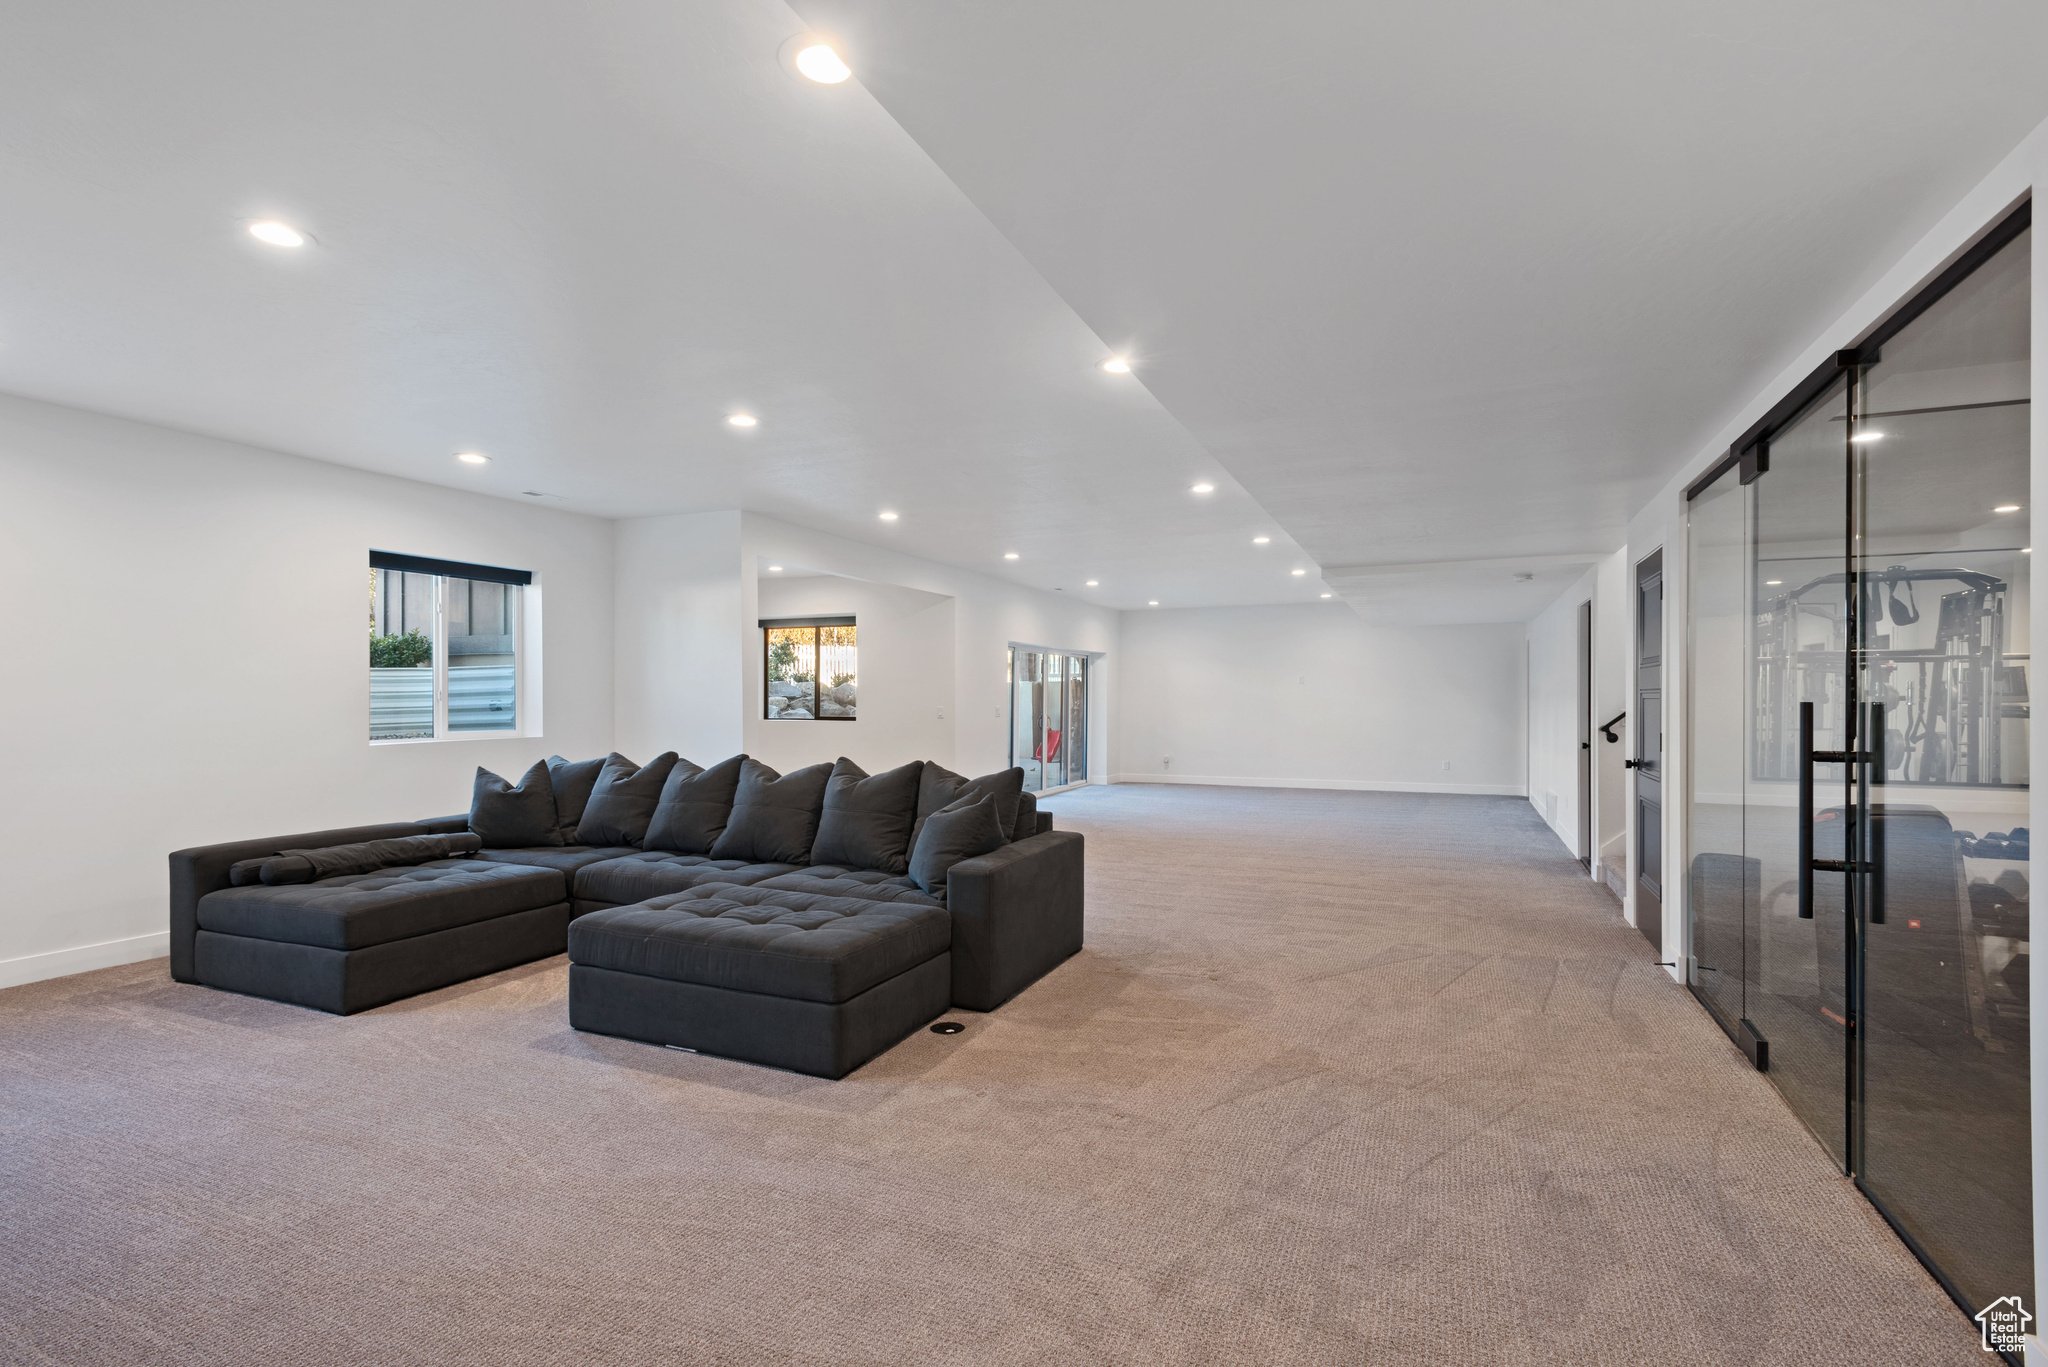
[0,0,1323,610]
[4,2,2045,621]
[792,0,2048,618]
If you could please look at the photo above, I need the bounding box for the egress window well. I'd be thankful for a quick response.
[370,551,530,741]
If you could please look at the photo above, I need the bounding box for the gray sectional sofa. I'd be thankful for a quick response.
[167,754,1083,1077]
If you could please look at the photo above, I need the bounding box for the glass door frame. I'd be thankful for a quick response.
[1681,197,2033,1356]
[1008,645,1093,795]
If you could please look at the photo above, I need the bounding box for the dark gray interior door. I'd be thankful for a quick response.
[1634,552,1663,952]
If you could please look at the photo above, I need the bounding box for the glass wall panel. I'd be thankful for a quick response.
[1687,467,1751,1034]
[1854,226,2031,1315]
[1066,657,1089,784]
[1750,376,1853,1167]
[1010,650,1089,792]
[1011,649,1041,791]
[1043,653,1066,788]
[1684,210,2031,1336]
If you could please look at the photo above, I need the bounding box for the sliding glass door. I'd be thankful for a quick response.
[1684,208,2031,1338]
[1852,225,2032,1315]
[1009,648,1089,793]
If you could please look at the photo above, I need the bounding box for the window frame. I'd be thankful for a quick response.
[370,559,532,745]
[761,617,857,722]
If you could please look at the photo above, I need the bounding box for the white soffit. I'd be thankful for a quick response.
[0,0,1321,610]
[1325,554,1603,626]
[790,0,2048,612]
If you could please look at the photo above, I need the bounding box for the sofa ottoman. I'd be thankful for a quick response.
[194,860,570,1015]
[567,884,952,1078]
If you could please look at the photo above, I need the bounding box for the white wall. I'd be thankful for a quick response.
[613,511,745,765]
[611,510,1119,781]
[1590,548,1629,892]
[1113,603,1527,794]
[741,515,1118,779]
[753,574,955,775]
[1526,568,1597,851]
[0,393,615,987]
[1525,551,1630,891]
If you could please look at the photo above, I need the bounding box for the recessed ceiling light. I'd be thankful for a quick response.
[2025,548,2034,555]
[247,220,305,248]
[727,414,757,427]
[1320,593,1332,599]
[768,565,783,572]
[1766,579,1783,585]
[1085,580,1099,587]
[795,43,851,83]
[1004,552,1019,560]
[1148,600,1159,606]
[1191,483,1215,494]
[457,452,488,465]
[1995,504,2021,513]
[1252,536,1270,544]
[1851,431,1884,444]
[1102,357,1131,374]
[1291,568,1306,576]
[878,511,898,521]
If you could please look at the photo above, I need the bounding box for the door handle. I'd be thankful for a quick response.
[1868,701,1885,925]
[1799,701,1814,918]
[1624,758,1642,769]
[1801,699,1878,920]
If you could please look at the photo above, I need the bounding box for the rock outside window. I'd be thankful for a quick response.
[764,617,856,721]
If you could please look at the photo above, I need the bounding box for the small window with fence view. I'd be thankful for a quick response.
[764,617,856,720]
[370,552,528,741]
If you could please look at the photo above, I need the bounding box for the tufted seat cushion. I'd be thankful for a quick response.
[572,851,799,906]
[472,845,637,875]
[754,868,943,906]
[568,884,949,1004]
[197,859,565,951]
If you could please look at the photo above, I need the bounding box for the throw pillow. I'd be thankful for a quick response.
[643,754,747,855]
[907,793,1006,895]
[575,752,680,848]
[708,758,833,864]
[468,760,564,849]
[1013,791,1040,843]
[809,758,924,874]
[909,763,1024,853]
[546,755,606,843]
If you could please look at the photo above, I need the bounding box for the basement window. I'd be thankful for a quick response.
[370,551,530,742]
[763,616,857,720]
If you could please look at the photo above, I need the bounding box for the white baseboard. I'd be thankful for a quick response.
[0,931,168,991]
[1109,773,1526,797]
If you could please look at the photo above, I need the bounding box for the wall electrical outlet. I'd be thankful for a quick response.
[1163,755,1173,771]
[936,708,945,720]
[1442,761,1451,770]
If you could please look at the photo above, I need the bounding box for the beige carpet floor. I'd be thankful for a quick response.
[0,785,1986,1365]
